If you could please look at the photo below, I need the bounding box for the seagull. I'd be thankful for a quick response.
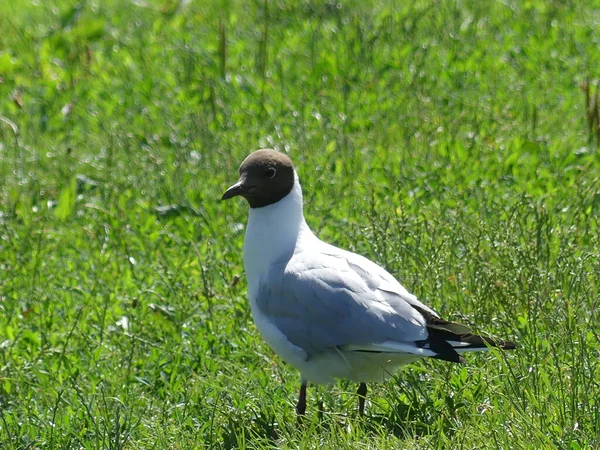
[222,149,515,417]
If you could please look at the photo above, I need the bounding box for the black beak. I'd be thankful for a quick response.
[221,180,247,201]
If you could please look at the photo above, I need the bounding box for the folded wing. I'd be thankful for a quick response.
[255,246,515,361]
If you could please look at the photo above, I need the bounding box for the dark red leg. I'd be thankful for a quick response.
[296,382,307,417]
[357,382,367,416]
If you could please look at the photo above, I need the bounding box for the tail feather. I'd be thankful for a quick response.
[345,306,516,365]
[411,305,516,363]
[345,332,516,364]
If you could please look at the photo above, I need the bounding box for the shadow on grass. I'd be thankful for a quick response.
[217,395,458,449]
[367,396,459,440]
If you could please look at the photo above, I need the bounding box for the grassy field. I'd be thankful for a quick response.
[1,0,600,448]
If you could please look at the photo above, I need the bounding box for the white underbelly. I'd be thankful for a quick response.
[300,349,421,384]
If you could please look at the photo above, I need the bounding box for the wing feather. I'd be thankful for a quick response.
[254,244,516,363]
[255,249,429,357]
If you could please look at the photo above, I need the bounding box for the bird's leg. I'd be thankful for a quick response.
[296,382,307,417]
[357,382,367,416]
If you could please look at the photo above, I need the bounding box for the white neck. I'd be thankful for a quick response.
[243,172,315,296]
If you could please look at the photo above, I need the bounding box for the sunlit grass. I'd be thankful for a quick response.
[1,0,600,448]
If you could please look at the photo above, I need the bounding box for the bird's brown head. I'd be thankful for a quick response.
[221,149,296,208]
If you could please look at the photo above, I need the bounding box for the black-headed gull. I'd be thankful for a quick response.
[222,149,515,416]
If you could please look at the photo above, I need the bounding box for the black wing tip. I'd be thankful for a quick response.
[497,340,517,350]
[418,330,517,363]
[461,334,517,350]
[411,304,517,362]
[429,350,465,364]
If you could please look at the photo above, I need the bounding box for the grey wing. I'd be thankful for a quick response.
[255,252,429,357]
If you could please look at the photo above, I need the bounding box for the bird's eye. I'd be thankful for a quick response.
[265,167,276,178]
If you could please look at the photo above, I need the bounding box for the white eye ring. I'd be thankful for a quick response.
[266,167,277,178]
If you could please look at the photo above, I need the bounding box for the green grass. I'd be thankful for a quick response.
[1,0,600,447]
